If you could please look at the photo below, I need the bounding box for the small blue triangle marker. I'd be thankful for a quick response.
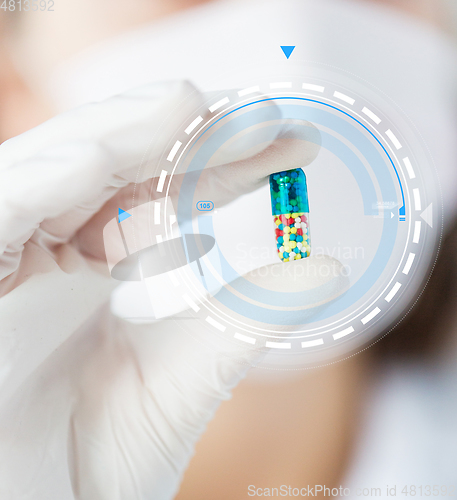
[280,46,295,59]
[118,208,132,223]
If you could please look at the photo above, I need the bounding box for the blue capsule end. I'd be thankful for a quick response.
[269,168,309,216]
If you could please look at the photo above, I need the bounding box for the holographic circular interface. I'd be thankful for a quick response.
[140,70,442,369]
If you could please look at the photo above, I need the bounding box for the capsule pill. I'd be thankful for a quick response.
[269,168,310,262]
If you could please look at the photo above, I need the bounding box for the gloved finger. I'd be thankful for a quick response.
[73,120,319,262]
[70,255,347,498]
[168,119,321,213]
[0,254,345,500]
[0,85,286,280]
[0,81,204,280]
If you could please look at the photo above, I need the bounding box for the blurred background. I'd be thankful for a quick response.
[1,0,457,498]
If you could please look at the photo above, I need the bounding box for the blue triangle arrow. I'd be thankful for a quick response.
[118,208,132,223]
[280,46,295,59]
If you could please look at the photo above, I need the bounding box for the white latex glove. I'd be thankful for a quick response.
[0,81,345,500]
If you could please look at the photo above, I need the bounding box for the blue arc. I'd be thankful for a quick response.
[194,97,406,218]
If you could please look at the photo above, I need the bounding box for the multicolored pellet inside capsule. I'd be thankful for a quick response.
[270,168,310,262]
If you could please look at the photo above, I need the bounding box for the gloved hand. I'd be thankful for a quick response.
[0,81,345,500]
